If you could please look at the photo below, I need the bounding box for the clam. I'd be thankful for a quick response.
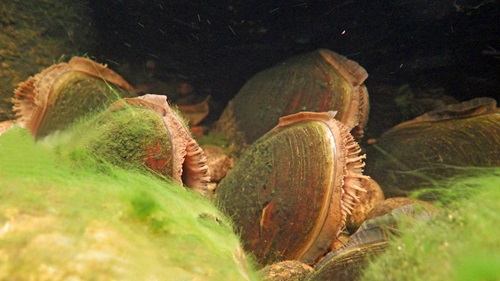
[216,49,369,153]
[65,94,211,194]
[12,56,135,138]
[306,203,436,281]
[216,111,369,265]
[365,97,499,197]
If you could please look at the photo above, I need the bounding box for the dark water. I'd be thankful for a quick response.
[1,0,498,137]
[86,0,498,135]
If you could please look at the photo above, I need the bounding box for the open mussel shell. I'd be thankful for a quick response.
[307,203,436,281]
[216,111,368,265]
[12,56,135,138]
[365,97,500,197]
[71,94,210,195]
[216,49,369,153]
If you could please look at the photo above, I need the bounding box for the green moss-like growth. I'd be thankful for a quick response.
[360,167,500,281]
[0,127,260,280]
[57,105,175,176]
[0,0,94,121]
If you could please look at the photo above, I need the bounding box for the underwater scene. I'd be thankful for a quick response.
[0,1,498,280]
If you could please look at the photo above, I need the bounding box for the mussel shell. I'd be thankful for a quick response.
[306,242,387,281]
[308,204,435,281]
[13,57,135,138]
[216,49,369,153]
[37,72,134,137]
[85,98,175,177]
[365,98,500,197]
[216,111,367,265]
[65,94,211,194]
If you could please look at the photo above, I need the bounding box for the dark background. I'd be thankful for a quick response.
[87,0,499,137]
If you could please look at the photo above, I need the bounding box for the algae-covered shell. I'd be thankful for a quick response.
[216,111,368,265]
[12,56,135,138]
[307,204,435,281]
[365,97,500,197]
[80,94,211,194]
[216,49,369,153]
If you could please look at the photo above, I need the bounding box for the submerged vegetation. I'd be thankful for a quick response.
[0,127,260,280]
[361,167,500,281]
[1,112,498,280]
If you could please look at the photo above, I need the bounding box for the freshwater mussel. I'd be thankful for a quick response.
[66,94,211,195]
[216,49,369,153]
[306,203,436,281]
[8,57,212,194]
[365,97,500,197]
[216,111,369,265]
[12,56,135,138]
[7,49,480,279]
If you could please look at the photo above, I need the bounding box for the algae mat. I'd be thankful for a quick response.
[360,167,500,281]
[0,128,259,280]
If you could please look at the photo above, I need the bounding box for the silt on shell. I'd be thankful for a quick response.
[216,111,369,265]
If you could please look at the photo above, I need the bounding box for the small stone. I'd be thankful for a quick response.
[261,260,313,281]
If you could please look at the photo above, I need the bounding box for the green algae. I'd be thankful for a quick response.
[46,104,174,178]
[360,167,500,281]
[0,127,260,280]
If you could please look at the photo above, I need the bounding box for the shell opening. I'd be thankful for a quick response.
[126,95,211,195]
[182,138,212,193]
[338,123,369,226]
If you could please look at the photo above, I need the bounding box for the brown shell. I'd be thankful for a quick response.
[12,57,135,137]
[365,197,437,221]
[176,95,211,126]
[366,98,500,197]
[390,97,498,130]
[216,49,369,154]
[346,178,385,232]
[108,94,211,194]
[216,111,368,265]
